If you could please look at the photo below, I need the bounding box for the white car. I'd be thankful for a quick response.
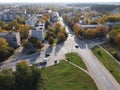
[43,58,48,63]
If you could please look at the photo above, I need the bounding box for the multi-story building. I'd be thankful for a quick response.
[0,32,20,48]
[50,12,59,22]
[25,14,43,27]
[31,22,45,41]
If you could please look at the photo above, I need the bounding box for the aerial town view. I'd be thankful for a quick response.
[0,0,120,90]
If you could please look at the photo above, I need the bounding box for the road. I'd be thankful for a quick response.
[0,16,120,90]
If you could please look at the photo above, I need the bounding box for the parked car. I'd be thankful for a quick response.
[45,53,50,57]
[43,58,48,63]
[75,44,79,48]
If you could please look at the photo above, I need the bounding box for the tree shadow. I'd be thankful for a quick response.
[13,53,41,65]
[73,36,87,49]
[55,41,65,56]
[45,46,53,56]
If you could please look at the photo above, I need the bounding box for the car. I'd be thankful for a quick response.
[75,44,79,48]
[54,58,57,64]
[45,53,50,57]
[43,58,48,63]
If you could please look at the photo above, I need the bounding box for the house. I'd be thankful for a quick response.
[0,32,20,48]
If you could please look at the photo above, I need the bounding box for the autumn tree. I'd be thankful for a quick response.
[85,29,96,39]
[0,38,14,61]
[57,31,66,43]
[48,36,54,45]
[115,33,120,47]
[54,22,62,34]
[35,40,43,49]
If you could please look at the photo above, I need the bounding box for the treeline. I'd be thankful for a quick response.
[91,4,120,12]
[99,14,120,23]
[63,15,109,39]
[73,24,109,39]
[109,26,120,46]
[0,61,44,90]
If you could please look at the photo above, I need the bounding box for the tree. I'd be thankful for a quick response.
[16,61,33,90]
[0,20,6,29]
[35,40,43,49]
[31,66,44,90]
[57,32,66,43]
[28,36,38,45]
[54,22,62,34]
[6,20,19,31]
[16,16,25,24]
[48,36,54,45]
[0,38,14,61]
[85,29,96,39]
[108,28,120,43]
[0,69,16,90]
[19,25,31,40]
[0,61,44,90]
[115,33,120,47]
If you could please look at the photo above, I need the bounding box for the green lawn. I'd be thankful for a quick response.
[65,52,87,70]
[92,46,120,84]
[42,61,98,90]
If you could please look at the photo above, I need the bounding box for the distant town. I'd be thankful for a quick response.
[0,3,120,90]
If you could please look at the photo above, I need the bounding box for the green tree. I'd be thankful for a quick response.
[0,69,16,90]
[31,66,44,90]
[16,61,33,90]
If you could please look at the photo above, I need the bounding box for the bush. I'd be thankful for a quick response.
[112,51,120,61]
[97,50,101,56]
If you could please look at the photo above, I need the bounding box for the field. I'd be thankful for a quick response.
[65,52,87,70]
[42,61,98,90]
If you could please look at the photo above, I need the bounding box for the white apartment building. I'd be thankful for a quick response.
[31,22,45,41]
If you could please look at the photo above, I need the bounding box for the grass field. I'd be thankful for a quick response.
[65,52,87,70]
[41,61,98,90]
[92,46,120,84]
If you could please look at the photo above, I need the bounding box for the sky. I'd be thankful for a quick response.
[0,0,120,3]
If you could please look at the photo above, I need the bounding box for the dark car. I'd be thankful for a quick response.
[45,53,50,57]
[75,44,79,48]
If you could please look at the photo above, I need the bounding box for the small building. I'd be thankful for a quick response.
[0,32,20,48]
